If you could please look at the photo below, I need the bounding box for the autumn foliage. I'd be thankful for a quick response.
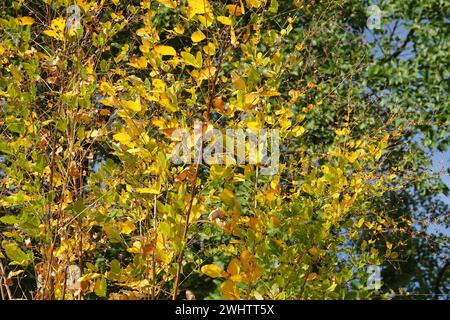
[0,0,418,300]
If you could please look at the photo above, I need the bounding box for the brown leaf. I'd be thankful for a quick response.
[208,208,225,221]
[69,166,80,178]
[213,96,224,111]
[99,108,111,116]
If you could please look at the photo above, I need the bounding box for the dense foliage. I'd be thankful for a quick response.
[0,0,448,300]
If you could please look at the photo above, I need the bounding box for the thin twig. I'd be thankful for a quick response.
[172,165,200,300]
[152,194,158,300]
[0,261,12,300]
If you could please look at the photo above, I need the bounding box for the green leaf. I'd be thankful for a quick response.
[0,215,20,225]
[108,259,121,280]
[1,240,31,266]
[94,277,107,297]
[102,224,121,243]
[269,0,279,13]
[7,120,25,135]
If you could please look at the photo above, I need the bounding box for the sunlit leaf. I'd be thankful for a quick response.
[154,45,177,56]
[201,264,226,278]
[191,30,206,43]
[16,16,35,26]
[221,280,240,300]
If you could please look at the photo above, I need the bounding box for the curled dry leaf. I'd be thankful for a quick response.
[208,208,225,221]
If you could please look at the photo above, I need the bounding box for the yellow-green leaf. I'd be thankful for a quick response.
[94,278,107,297]
[181,51,202,68]
[135,181,161,194]
[1,241,31,266]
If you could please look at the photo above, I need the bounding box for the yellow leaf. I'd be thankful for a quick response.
[154,45,177,56]
[308,247,319,256]
[292,126,305,137]
[16,17,35,26]
[246,0,262,9]
[220,188,234,205]
[99,96,116,107]
[196,66,216,80]
[240,250,261,281]
[43,29,59,39]
[201,264,226,278]
[356,217,365,228]
[203,42,216,55]
[156,0,177,8]
[174,24,185,34]
[386,241,393,250]
[346,151,359,163]
[43,17,66,40]
[127,241,142,253]
[295,42,304,51]
[307,272,318,282]
[121,97,142,112]
[217,16,233,26]
[128,56,148,69]
[289,89,303,104]
[388,173,397,181]
[94,278,107,297]
[260,89,281,97]
[197,14,214,28]
[191,30,206,43]
[187,0,212,15]
[335,127,350,136]
[119,221,136,235]
[230,26,238,47]
[279,118,291,132]
[99,82,116,96]
[221,280,240,300]
[244,92,259,107]
[139,39,151,53]
[227,258,240,276]
[326,282,337,292]
[117,279,150,288]
[135,181,161,194]
[226,4,244,16]
[247,119,262,132]
[113,131,132,145]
